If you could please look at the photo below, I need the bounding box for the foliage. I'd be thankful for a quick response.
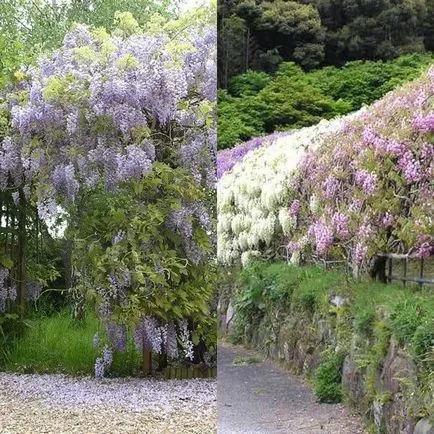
[232,262,434,415]
[218,0,429,86]
[217,62,434,269]
[412,319,434,367]
[390,299,426,345]
[314,349,344,403]
[218,54,434,149]
[1,5,217,376]
[73,164,217,359]
[232,262,434,356]
[0,0,177,88]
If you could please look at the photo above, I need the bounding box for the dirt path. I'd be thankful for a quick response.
[0,373,216,434]
[217,343,365,434]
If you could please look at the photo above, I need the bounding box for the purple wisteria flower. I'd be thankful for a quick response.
[355,170,377,194]
[309,220,334,255]
[332,212,350,239]
[289,199,301,217]
[217,131,293,178]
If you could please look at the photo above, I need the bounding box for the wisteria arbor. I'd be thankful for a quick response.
[1,7,217,376]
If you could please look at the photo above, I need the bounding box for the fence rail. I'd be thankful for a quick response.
[376,253,432,288]
[301,252,434,288]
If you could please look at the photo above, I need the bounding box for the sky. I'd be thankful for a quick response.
[179,0,210,12]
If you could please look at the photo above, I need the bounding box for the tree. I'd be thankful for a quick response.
[257,0,325,70]
[308,0,426,63]
[1,6,217,376]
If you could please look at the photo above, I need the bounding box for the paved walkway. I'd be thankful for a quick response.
[218,343,366,434]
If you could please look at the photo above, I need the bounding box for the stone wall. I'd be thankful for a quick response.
[218,291,434,434]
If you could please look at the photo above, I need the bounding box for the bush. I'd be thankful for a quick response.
[218,53,434,149]
[412,319,434,364]
[314,349,345,403]
[390,299,425,345]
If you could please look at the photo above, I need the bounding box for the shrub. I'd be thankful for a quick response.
[390,299,425,345]
[218,53,434,149]
[412,319,434,364]
[314,349,345,403]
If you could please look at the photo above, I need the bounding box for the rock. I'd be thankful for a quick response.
[318,319,332,343]
[342,356,365,405]
[380,343,417,395]
[414,418,434,434]
[330,295,346,307]
[373,400,384,430]
[376,341,418,433]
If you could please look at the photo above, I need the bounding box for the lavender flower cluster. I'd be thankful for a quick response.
[4,18,216,205]
[217,131,293,179]
[289,71,434,264]
[133,316,180,360]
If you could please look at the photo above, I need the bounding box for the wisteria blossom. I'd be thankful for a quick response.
[218,66,434,268]
[0,8,217,376]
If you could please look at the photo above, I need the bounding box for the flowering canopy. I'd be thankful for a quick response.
[1,8,217,372]
[218,67,434,269]
[4,11,216,206]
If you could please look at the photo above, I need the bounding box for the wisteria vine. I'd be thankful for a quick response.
[1,7,217,376]
[218,67,434,269]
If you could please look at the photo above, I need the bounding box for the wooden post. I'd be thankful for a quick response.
[388,257,393,283]
[419,258,424,289]
[143,348,152,376]
[17,189,26,317]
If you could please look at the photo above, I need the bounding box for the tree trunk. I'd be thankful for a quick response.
[143,347,152,375]
[246,26,250,72]
[17,188,26,316]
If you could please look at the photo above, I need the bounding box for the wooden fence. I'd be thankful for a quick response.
[291,249,434,289]
[377,253,434,288]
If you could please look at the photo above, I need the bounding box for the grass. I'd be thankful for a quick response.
[4,310,100,375]
[3,310,142,376]
[232,355,262,366]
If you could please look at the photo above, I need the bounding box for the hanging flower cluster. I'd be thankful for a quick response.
[2,8,217,374]
[3,11,216,213]
[217,110,363,265]
[218,67,434,268]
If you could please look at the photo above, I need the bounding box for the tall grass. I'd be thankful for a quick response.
[3,310,147,376]
[4,310,100,375]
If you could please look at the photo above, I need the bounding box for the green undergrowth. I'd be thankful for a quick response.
[2,310,141,376]
[230,261,434,408]
[314,349,345,403]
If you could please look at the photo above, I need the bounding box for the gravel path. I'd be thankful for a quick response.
[0,373,216,434]
[217,343,366,434]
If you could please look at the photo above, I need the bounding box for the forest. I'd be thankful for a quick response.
[218,0,434,149]
[218,0,434,87]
